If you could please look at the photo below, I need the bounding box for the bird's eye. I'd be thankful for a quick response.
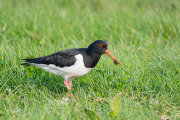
[99,44,103,47]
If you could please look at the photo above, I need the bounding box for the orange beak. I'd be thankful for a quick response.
[105,49,122,66]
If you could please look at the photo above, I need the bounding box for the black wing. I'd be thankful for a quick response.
[21,49,85,67]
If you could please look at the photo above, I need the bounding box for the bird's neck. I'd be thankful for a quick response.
[84,49,102,68]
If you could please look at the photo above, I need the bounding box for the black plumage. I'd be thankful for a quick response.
[21,40,108,68]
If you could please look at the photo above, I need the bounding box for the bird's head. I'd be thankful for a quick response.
[88,40,122,66]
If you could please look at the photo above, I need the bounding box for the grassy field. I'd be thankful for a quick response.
[0,0,180,119]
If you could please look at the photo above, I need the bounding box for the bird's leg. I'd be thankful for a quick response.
[64,79,76,100]
[68,78,73,89]
[64,79,70,92]
[68,78,75,98]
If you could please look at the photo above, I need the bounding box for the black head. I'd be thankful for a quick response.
[87,40,108,54]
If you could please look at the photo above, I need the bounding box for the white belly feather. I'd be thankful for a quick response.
[30,54,92,79]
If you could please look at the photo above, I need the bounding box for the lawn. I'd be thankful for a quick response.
[0,0,180,119]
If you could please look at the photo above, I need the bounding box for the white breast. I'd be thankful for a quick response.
[30,54,93,80]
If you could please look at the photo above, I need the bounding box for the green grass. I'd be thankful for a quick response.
[0,0,180,119]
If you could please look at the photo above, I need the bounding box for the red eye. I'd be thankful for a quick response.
[99,44,103,47]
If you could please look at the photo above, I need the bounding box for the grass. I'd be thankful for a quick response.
[0,0,180,119]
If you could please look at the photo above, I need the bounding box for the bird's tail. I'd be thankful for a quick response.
[21,58,35,66]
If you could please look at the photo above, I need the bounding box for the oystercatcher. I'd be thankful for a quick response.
[22,40,121,99]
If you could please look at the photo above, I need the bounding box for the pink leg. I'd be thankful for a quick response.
[64,79,76,100]
[64,79,70,92]
[68,78,73,89]
[68,78,74,98]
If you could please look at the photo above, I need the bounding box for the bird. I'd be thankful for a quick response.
[21,40,122,99]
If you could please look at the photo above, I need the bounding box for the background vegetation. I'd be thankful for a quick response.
[0,0,180,119]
